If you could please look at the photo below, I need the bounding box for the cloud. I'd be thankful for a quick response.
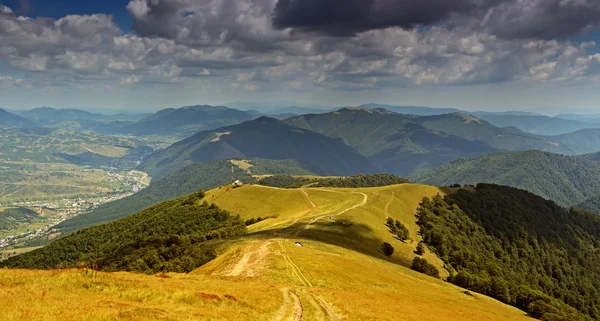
[120,75,141,85]
[1,0,600,97]
[272,0,600,40]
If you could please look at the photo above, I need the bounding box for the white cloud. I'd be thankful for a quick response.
[0,0,599,98]
[120,75,141,85]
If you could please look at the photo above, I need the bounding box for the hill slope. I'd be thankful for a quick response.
[410,150,600,207]
[115,105,255,138]
[417,184,600,320]
[51,158,321,236]
[283,108,497,175]
[1,183,531,321]
[0,108,37,128]
[412,113,587,154]
[476,114,600,136]
[2,191,246,272]
[138,117,376,180]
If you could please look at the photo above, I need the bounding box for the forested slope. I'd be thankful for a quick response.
[411,150,600,207]
[1,191,246,273]
[416,184,600,320]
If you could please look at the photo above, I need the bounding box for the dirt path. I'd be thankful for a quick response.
[290,291,304,321]
[384,192,395,217]
[309,191,368,225]
[226,241,271,277]
[277,240,313,287]
[300,188,316,208]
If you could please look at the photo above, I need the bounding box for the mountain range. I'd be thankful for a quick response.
[137,116,376,179]
[410,150,600,207]
[283,107,497,175]
[0,108,36,128]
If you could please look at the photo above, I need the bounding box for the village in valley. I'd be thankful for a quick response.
[0,170,149,258]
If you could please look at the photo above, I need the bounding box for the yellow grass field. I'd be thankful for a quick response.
[1,184,532,320]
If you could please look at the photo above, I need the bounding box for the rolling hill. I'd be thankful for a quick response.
[475,114,600,136]
[51,158,322,237]
[1,182,535,321]
[138,117,376,180]
[113,105,256,139]
[412,113,587,154]
[0,127,146,163]
[0,108,37,128]
[21,107,147,123]
[410,150,600,207]
[283,107,497,175]
[5,180,600,319]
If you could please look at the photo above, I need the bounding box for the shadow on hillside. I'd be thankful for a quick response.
[227,220,414,269]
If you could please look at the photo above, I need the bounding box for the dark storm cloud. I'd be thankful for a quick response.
[272,0,600,40]
[272,0,495,35]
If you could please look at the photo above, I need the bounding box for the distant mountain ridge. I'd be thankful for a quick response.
[283,107,497,175]
[137,116,376,179]
[0,108,37,128]
[411,150,600,207]
[112,105,256,138]
[476,114,600,135]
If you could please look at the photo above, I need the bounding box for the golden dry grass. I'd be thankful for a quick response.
[1,184,532,320]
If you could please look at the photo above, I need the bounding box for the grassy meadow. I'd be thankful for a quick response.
[1,184,531,320]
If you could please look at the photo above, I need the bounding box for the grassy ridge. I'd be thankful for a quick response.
[1,183,534,320]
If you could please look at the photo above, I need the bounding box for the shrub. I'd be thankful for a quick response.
[415,242,425,255]
[411,257,440,278]
[381,242,394,256]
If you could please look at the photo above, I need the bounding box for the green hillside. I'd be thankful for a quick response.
[0,207,39,230]
[138,117,376,180]
[476,114,599,136]
[413,113,585,154]
[410,150,600,207]
[0,127,144,163]
[51,159,320,236]
[1,191,246,273]
[417,184,600,320]
[283,107,497,175]
[115,105,255,139]
[0,108,37,128]
[552,129,600,154]
[575,196,600,215]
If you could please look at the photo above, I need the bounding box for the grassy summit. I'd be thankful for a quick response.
[0,183,530,321]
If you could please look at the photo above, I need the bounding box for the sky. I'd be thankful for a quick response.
[1,0,600,113]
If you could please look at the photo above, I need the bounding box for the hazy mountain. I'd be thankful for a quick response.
[475,114,600,135]
[0,108,37,128]
[361,103,465,116]
[579,151,600,161]
[551,129,600,154]
[137,117,376,179]
[412,113,588,154]
[21,107,148,123]
[411,150,600,207]
[225,101,331,113]
[283,107,497,175]
[113,105,256,138]
[555,113,600,124]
